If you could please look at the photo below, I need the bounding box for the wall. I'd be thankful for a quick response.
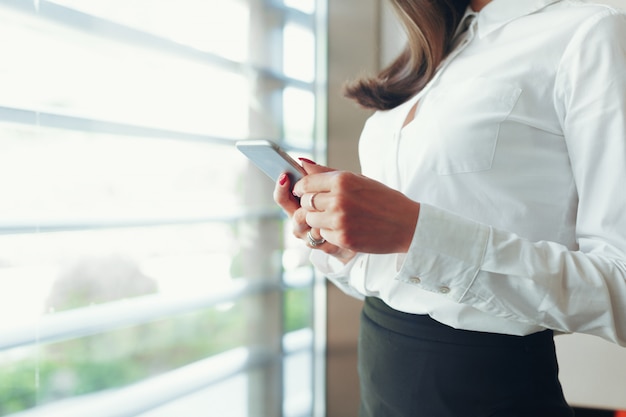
[556,333,626,410]
[325,0,379,416]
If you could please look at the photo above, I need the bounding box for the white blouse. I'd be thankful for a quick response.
[312,0,626,345]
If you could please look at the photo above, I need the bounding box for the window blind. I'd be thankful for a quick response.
[0,1,326,416]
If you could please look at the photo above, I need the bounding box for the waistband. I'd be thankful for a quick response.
[363,296,553,348]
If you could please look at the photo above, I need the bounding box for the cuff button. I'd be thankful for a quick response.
[409,276,421,284]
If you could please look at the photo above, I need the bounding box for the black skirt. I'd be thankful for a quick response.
[358,297,573,417]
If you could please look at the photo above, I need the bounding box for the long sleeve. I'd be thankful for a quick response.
[310,249,365,300]
[396,11,626,345]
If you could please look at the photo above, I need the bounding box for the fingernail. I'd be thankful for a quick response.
[299,157,317,165]
[278,173,288,186]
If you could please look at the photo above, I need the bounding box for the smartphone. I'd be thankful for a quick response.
[236,140,306,184]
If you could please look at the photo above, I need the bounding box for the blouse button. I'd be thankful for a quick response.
[409,276,421,284]
[439,286,451,294]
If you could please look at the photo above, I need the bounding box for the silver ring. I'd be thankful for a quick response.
[307,230,326,247]
[308,193,318,211]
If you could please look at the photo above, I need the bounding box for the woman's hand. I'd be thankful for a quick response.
[273,161,356,263]
[292,160,420,255]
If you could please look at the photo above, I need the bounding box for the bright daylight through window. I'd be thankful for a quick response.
[0,0,326,416]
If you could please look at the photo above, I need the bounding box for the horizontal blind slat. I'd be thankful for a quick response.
[1,0,315,90]
[0,210,284,235]
[0,279,278,351]
[4,347,276,417]
[0,106,236,145]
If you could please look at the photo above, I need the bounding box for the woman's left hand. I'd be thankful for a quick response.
[294,160,420,254]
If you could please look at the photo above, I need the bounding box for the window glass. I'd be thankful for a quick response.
[48,0,251,61]
[283,22,316,82]
[284,0,316,14]
[0,126,246,223]
[283,87,316,148]
[0,9,250,138]
[0,302,247,413]
[0,1,324,416]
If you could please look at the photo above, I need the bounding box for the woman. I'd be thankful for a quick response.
[275,0,626,415]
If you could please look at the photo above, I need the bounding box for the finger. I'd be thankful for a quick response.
[314,227,342,250]
[293,161,337,197]
[273,173,300,216]
[298,159,336,175]
[302,222,356,264]
[301,192,327,212]
[306,226,343,256]
[306,227,326,248]
[293,171,337,197]
[304,212,346,248]
[292,208,310,235]
[309,227,324,241]
[304,211,328,231]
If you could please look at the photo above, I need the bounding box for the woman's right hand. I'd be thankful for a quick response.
[273,163,356,264]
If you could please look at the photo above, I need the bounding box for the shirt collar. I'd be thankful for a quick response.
[470,0,561,38]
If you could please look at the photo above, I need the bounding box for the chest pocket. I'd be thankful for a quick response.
[419,78,522,175]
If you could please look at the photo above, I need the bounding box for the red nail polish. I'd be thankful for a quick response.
[278,173,288,186]
[299,157,317,165]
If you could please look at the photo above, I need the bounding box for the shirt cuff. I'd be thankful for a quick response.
[395,203,491,302]
[310,249,366,300]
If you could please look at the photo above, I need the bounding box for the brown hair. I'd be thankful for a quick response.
[343,0,470,110]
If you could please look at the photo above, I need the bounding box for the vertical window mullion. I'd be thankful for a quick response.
[244,1,287,415]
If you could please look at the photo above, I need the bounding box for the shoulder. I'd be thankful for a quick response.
[551,1,626,25]
[517,1,626,58]
[550,1,626,56]
[553,1,626,112]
